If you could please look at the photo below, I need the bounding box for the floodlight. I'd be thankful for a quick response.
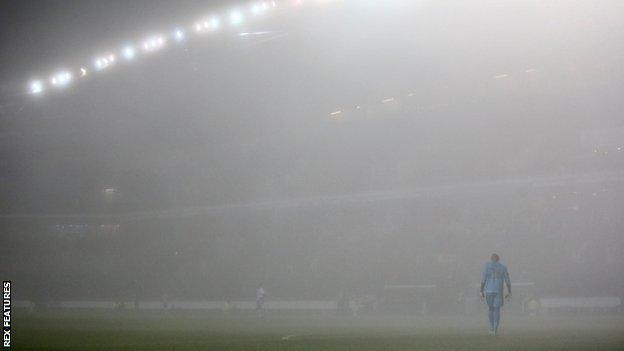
[122,46,136,60]
[142,36,165,52]
[174,29,185,41]
[94,57,110,70]
[230,11,244,25]
[50,71,72,87]
[24,0,306,95]
[29,80,44,94]
[94,53,116,70]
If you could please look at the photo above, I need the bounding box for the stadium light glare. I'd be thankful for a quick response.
[196,17,220,33]
[230,11,244,25]
[26,0,339,96]
[94,57,109,70]
[94,52,117,70]
[142,36,166,52]
[174,29,185,41]
[210,17,220,29]
[29,80,44,94]
[50,71,72,87]
[122,46,136,60]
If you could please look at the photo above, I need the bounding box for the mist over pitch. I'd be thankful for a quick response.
[0,0,622,315]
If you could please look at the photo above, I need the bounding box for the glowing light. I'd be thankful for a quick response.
[94,57,110,70]
[230,11,244,25]
[94,52,117,70]
[122,46,136,60]
[494,74,509,79]
[29,80,44,94]
[142,36,166,52]
[330,110,342,117]
[24,0,323,96]
[50,71,72,87]
[196,17,219,33]
[382,97,395,103]
[174,29,185,41]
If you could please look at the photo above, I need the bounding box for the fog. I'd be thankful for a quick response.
[1,0,623,313]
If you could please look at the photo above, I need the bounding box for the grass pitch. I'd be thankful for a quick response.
[13,309,624,350]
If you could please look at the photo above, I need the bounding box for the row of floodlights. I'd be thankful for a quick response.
[27,0,307,96]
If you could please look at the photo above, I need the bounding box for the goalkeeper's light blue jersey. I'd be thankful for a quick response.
[481,261,510,294]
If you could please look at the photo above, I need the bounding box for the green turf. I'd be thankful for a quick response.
[12,310,624,350]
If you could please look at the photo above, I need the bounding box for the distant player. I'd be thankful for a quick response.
[255,284,266,313]
[480,253,511,335]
